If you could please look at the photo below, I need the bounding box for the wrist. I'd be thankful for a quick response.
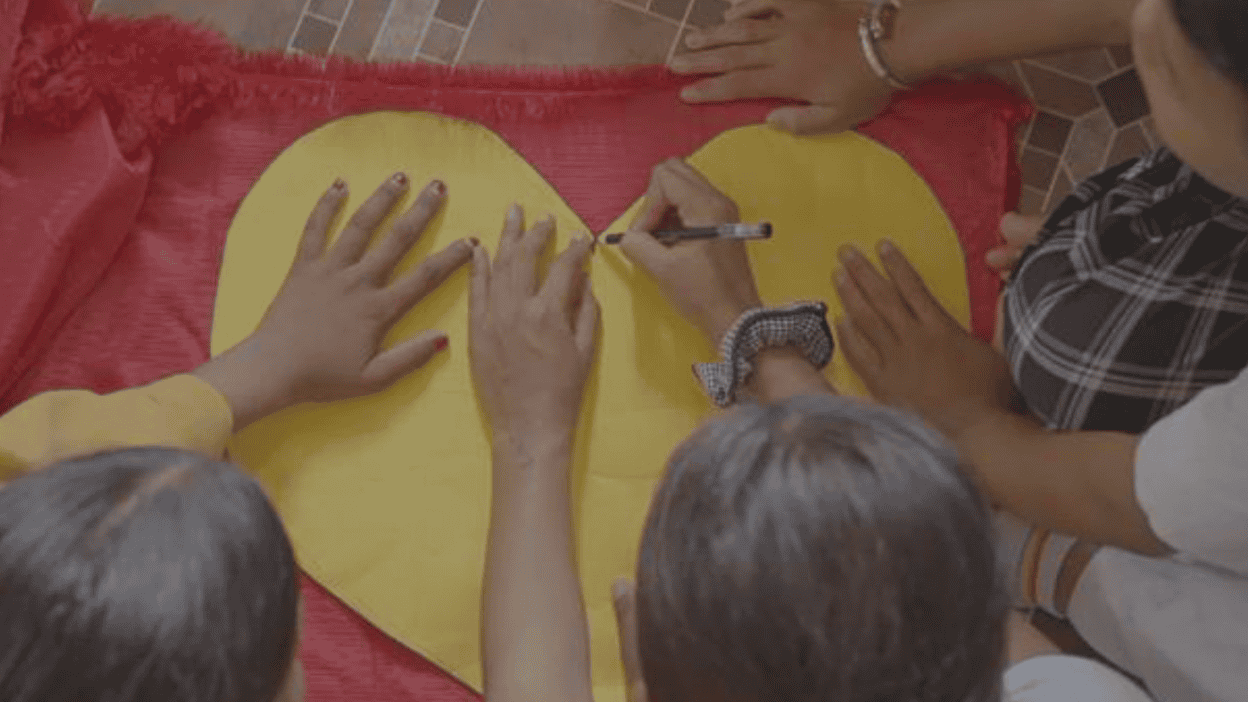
[192,337,296,431]
[491,423,576,467]
[744,347,835,402]
[704,300,761,347]
[874,1,939,86]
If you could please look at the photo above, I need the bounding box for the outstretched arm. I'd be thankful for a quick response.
[0,174,472,477]
[471,205,600,702]
[673,0,1139,134]
[834,241,1169,556]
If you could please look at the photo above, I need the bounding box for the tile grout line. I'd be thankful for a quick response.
[408,0,442,61]
[1096,119,1141,174]
[307,12,343,25]
[1043,118,1077,213]
[367,0,399,61]
[665,0,695,64]
[286,0,317,53]
[451,0,485,65]
[601,0,683,27]
[1020,58,1135,88]
[325,0,356,54]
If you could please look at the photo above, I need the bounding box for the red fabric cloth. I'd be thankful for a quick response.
[0,1,1031,700]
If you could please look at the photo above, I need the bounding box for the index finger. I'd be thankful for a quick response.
[680,66,782,103]
[539,235,593,313]
[629,168,674,232]
[838,244,916,332]
[876,240,957,327]
[725,0,783,21]
[640,161,709,222]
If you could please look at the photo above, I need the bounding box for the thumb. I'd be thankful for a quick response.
[360,329,449,390]
[617,229,670,276]
[612,578,647,702]
[766,105,849,135]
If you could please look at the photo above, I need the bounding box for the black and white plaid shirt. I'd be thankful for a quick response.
[1002,148,1248,433]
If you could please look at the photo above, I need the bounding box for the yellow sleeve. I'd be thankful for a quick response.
[0,375,234,475]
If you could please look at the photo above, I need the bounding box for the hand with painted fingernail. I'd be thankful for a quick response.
[832,240,1015,438]
[195,174,474,429]
[468,205,600,454]
[670,0,898,135]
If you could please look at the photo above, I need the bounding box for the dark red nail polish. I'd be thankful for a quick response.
[433,337,448,352]
[468,236,480,247]
[393,172,408,186]
[332,178,345,190]
[432,180,446,195]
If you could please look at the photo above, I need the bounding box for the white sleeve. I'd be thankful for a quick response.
[1003,654,1154,701]
[1134,367,1248,576]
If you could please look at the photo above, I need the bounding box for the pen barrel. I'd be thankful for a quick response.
[656,223,771,243]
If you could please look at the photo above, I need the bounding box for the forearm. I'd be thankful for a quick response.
[889,0,1139,83]
[191,335,291,432]
[741,347,836,403]
[955,411,1169,556]
[482,430,593,702]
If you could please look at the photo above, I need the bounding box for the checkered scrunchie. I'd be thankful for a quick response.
[693,301,834,407]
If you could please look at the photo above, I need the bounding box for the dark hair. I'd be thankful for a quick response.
[635,396,1007,702]
[0,447,299,702]
[1173,0,1248,91]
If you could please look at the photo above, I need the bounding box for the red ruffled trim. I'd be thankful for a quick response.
[3,7,702,157]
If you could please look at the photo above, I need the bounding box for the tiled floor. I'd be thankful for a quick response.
[92,0,1156,218]
[975,50,1156,216]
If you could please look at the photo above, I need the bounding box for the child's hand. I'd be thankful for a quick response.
[618,159,762,346]
[669,0,896,134]
[195,174,474,429]
[469,205,600,451]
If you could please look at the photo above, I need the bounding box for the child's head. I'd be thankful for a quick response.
[635,395,1007,702]
[0,447,303,702]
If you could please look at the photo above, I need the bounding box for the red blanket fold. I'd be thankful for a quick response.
[0,1,1031,700]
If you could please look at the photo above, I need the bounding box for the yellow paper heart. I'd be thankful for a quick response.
[211,111,968,702]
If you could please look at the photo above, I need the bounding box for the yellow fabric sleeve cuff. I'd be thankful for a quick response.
[0,374,235,473]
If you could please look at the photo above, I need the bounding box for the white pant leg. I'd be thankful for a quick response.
[1067,547,1248,702]
[1003,654,1153,701]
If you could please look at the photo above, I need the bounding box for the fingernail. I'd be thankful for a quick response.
[679,86,696,100]
[838,247,860,263]
[332,178,345,191]
[468,236,480,247]
[433,337,448,352]
[392,172,408,186]
[612,578,629,601]
[507,203,522,223]
[431,179,445,195]
[685,31,703,48]
[878,239,896,255]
